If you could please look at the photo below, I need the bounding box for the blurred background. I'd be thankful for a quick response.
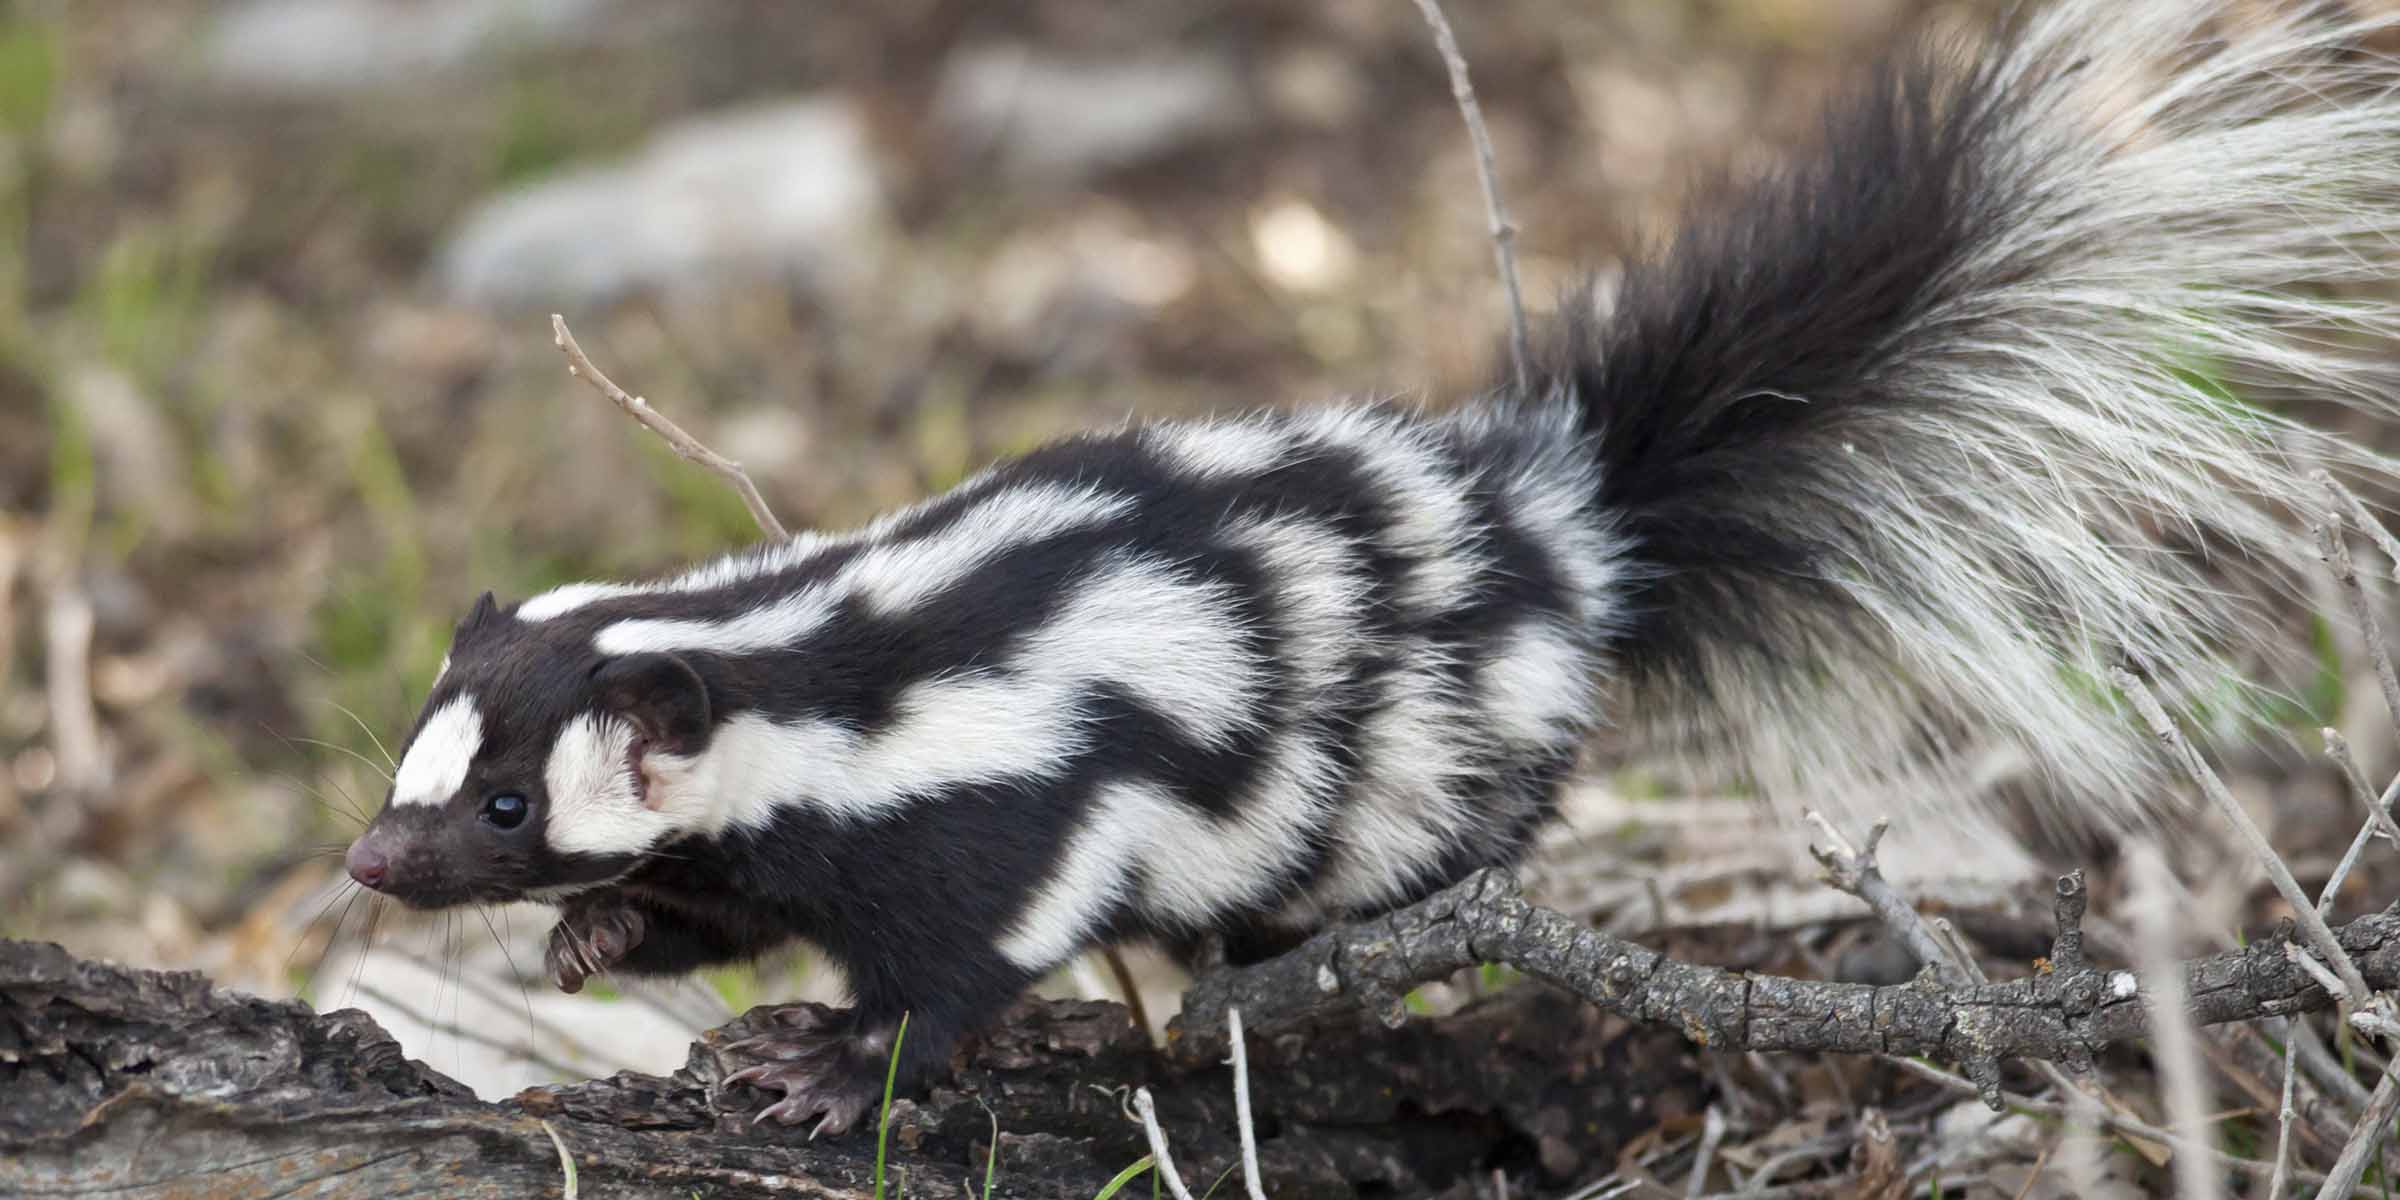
[10,1,2400,1191]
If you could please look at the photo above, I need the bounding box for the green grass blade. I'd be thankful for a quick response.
[1091,1155,1155,1200]
[874,1011,910,1200]
[981,1101,1000,1199]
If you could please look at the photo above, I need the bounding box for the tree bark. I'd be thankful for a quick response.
[0,938,1704,1199]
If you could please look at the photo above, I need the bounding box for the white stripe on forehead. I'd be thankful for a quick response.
[392,694,483,807]
[518,582,645,622]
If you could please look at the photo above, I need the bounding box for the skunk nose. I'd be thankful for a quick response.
[345,836,390,890]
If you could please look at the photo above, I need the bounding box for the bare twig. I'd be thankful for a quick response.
[2323,731,2400,852]
[1175,866,2400,1113]
[1685,1105,1725,1199]
[2322,733,2400,922]
[548,315,789,541]
[2049,871,2089,973]
[0,519,19,701]
[1132,1087,1198,1200]
[1228,1007,1266,1200]
[2290,944,2354,1009]
[2115,669,2369,1003]
[2269,1019,2301,1200]
[2323,1062,2400,1197]
[1803,812,1964,987]
[2294,1015,2376,1115]
[1102,947,1155,1043]
[2317,517,2400,734]
[1405,0,1531,391]
[2316,469,2400,583]
[1884,1055,2325,1186]
[2129,844,2224,1200]
[2353,1006,2400,1044]
[43,580,106,794]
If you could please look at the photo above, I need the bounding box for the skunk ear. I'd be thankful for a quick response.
[591,654,713,755]
[456,591,500,639]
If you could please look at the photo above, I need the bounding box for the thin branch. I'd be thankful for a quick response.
[2269,1018,2301,1200]
[2294,1015,2376,1115]
[2323,1061,2400,1197]
[1170,868,2400,1106]
[1132,1087,1198,1200]
[1803,812,1963,988]
[2321,733,2400,923]
[1405,0,1531,392]
[2114,669,2369,1004]
[1229,1007,1266,1200]
[1101,947,1155,1043]
[2323,732,2400,851]
[2289,944,2353,1009]
[43,580,106,793]
[2315,469,2400,583]
[2128,844,2224,1200]
[2317,517,2400,736]
[0,519,19,708]
[548,315,789,541]
[1684,1105,1725,1199]
[1883,1055,2324,1186]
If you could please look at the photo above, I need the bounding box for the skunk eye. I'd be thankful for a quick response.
[480,792,530,830]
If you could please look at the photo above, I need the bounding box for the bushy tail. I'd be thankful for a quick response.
[1551,0,2400,827]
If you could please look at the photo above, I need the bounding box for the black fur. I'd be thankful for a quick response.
[1553,38,2016,704]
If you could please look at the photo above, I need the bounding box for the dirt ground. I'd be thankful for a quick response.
[9,1,2400,1196]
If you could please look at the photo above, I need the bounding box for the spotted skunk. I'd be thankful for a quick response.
[344,0,2400,1134]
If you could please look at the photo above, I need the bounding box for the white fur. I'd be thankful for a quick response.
[1004,746,1351,968]
[842,483,1134,614]
[1227,513,1376,693]
[999,779,1156,969]
[596,590,839,658]
[1147,417,1299,479]
[664,529,843,594]
[1294,664,1480,918]
[392,694,482,807]
[1304,408,1483,614]
[653,674,1092,835]
[1479,620,1596,747]
[1598,0,2400,830]
[541,712,654,855]
[1015,555,1261,747]
[518,582,645,622]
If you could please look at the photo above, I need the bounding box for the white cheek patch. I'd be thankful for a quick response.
[392,694,483,807]
[542,712,664,857]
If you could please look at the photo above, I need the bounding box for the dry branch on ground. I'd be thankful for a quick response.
[1170,869,2400,1103]
[0,938,1703,1199]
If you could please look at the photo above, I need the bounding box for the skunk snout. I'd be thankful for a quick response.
[345,832,392,890]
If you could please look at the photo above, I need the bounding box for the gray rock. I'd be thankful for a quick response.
[202,0,609,93]
[933,43,1248,185]
[433,99,883,310]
